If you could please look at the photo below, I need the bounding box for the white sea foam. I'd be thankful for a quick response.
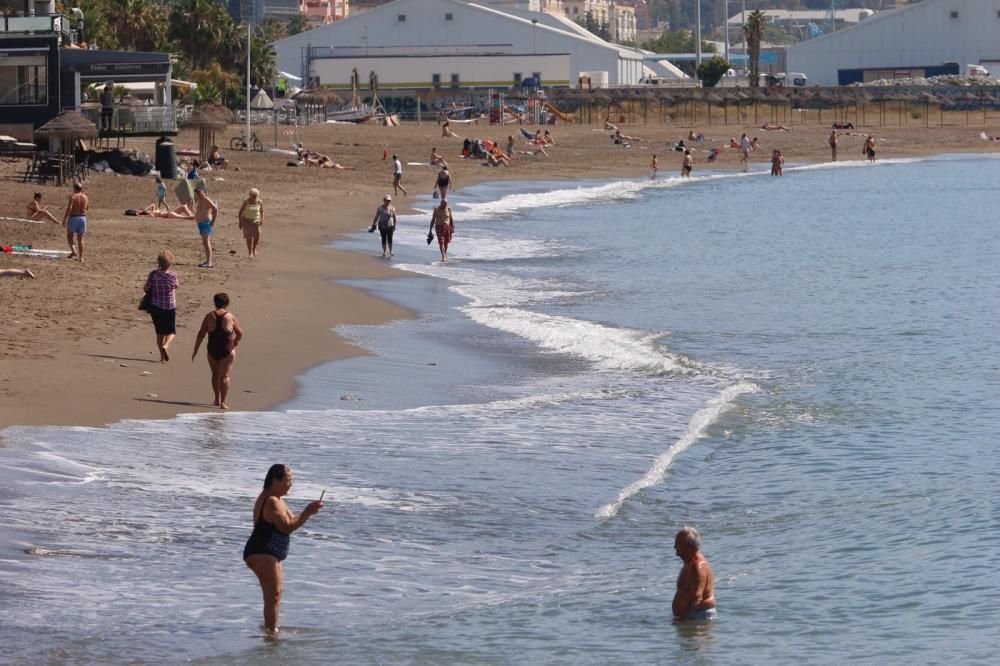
[462,306,695,376]
[393,262,578,307]
[450,177,687,222]
[594,380,759,521]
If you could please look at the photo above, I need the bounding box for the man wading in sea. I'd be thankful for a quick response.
[672,526,717,622]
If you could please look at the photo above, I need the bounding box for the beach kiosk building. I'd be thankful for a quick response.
[0,5,176,140]
[271,0,645,93]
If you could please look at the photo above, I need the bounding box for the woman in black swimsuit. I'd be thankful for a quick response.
[435,165,452,200]
[191,292,244,409]
[244,464,324,633]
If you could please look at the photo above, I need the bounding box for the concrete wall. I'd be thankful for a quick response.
[274,0,641,85]
[788,0,1000,86]
[312,53,570,89]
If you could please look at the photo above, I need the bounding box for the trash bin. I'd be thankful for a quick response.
[155,137,177,179]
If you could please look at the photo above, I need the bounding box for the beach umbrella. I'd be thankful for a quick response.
[654,91,675,125]
[293,89,345,110]
[703,92,724,126]
[184,105,232,161]
[33,111,99,185]
[957,90,981,125]
[917,91,939,128]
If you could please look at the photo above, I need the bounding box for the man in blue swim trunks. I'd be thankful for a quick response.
[672,526,717,622]
[62,182,89,261]
[193,186,219,268]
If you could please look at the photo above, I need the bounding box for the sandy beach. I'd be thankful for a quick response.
[1,117,996,429]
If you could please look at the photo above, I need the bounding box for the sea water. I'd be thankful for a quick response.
[1,154,998,663]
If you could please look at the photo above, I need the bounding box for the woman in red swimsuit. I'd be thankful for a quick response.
[191,292,244,409]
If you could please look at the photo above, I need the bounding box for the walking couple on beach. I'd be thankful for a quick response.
[141,259,243,409]
[369,195,455,263]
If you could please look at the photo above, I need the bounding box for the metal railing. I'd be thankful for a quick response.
[80,105,177,135]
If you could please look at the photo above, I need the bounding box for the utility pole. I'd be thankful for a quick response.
[741,0,747,75]
[695,0,702,69]
[724,0,730,65]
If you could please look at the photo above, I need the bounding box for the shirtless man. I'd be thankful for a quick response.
[62,182,89,261]
[672,526,717,622]
[864,134,876,162]
[428,198,454,263]
[681,149,693,178]
[829,130,839,161]
[193,186,219,268]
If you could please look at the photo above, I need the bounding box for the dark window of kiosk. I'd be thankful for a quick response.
[0,56,47,105]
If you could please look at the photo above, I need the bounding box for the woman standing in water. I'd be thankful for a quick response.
[191,292,243,409]
[244,464,324,633]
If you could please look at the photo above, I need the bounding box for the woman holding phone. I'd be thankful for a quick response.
[243,464,324,633]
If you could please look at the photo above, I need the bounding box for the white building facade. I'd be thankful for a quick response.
[273,0,645,89]
[787,0,1000,86]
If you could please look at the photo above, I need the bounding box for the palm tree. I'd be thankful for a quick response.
[169,0,233,70]
[107,0,167,52]
[744,9,765,88]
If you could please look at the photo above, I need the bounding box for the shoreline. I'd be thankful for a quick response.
[1,122,997,431]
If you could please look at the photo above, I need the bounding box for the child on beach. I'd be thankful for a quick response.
[650,154,659,178]
[152,176,168,212]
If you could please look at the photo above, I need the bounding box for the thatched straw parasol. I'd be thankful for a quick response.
[34,110,99,140]
[185,105,233,160]
[293,89,345,107]
[33,111,99,185]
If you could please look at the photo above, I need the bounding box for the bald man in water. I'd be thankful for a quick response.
[672,526,717,622]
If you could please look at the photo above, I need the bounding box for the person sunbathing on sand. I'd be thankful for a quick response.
[614,129,641,143]
[430,147,448,166]
[151,203,194,219]
[441,119,460,139]
[485,147,511,166]
[27,192,60,224]
[688,129,705,141]
[604,121,619,132]
[0,268,35,278]
[761,123,788,131]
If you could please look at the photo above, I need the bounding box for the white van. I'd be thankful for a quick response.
[783,72,808,87]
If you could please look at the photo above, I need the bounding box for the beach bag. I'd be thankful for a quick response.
[138,292,152,311]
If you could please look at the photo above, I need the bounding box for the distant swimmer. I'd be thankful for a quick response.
[681,149,693,178]
[428,198,454,263]
[672,526,717,622]
[244,464,324,633]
